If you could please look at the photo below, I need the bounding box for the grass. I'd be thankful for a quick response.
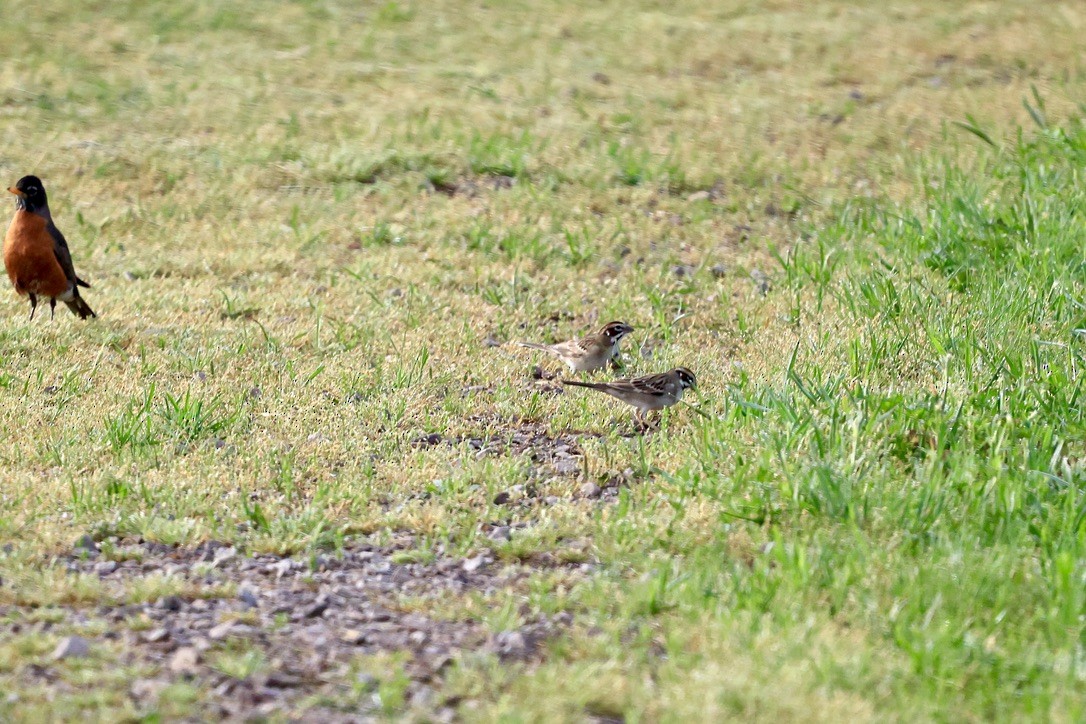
[2,0,1086,719]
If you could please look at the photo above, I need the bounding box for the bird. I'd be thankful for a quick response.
[516,321,635,373]
[3,175,96,320]
[563,367,697,428]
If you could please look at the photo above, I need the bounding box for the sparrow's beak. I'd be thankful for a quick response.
[7,187,24,197]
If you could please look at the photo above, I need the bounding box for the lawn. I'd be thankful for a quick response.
[2,0,1086,720]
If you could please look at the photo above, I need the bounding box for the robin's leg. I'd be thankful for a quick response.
[50,297,58,319]
[28,293,37,321]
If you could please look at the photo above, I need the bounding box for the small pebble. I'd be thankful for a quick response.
[156,595,183,612]
[341,629,365,645]
[672,264,693,278]
[272,559,294,578]
[580,482,602,499]
[750,269,771,295]
[303,595,330,618]
[143,628,170,643]
[238,587,259,609]
[490,630,528,657]
[212,547,236,567]
[52,635,91,660]
[169,646,200,675]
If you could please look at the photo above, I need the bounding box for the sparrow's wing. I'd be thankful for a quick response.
[571,335,594,353]
[573,332,616,356]
[551,339,590,358]
[628,373,679,398]
[47,220,90,287]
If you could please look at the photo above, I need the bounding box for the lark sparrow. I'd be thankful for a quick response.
[516,321,634,373]
[563,367,697,426]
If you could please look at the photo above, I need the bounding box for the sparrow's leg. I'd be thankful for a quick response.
[28,293,37,321]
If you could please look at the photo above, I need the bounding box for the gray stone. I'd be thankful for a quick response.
[52,635,91,660]
[94,560,118,575]
[490,630,529,658]
[238,587,259,609]
[212,546,237,567]
[156,595,183,612]
[143,627,169,643]
[272,559,294,578]
[750,269,771,295]
[580,482,602,498]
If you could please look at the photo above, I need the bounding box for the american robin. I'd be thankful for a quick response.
[3,175,96,320]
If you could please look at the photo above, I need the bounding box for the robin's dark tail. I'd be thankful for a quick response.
[65,292,96,320]
[75,277,90,289]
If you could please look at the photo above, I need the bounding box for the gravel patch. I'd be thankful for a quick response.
[0,535,575,718]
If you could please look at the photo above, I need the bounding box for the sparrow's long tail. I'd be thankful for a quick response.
[516,342,557,354]
[65,292,96,320]
[561,379,607,390]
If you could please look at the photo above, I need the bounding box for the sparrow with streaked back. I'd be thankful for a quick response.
[563,367,697,427]
[516,320,634,373]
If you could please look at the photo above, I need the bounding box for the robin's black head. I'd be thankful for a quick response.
[674,367,697,390]
[9,175,48,213]
[600,321,635,343]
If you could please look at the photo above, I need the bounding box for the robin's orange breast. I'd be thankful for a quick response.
[3,210,68,298]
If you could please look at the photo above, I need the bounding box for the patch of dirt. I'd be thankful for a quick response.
[0,536,573,720]
[427,174,517,197]
[412,419,642,509]
[412,420,598,478]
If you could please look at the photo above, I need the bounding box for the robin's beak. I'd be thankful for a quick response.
[7,187,24,198]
